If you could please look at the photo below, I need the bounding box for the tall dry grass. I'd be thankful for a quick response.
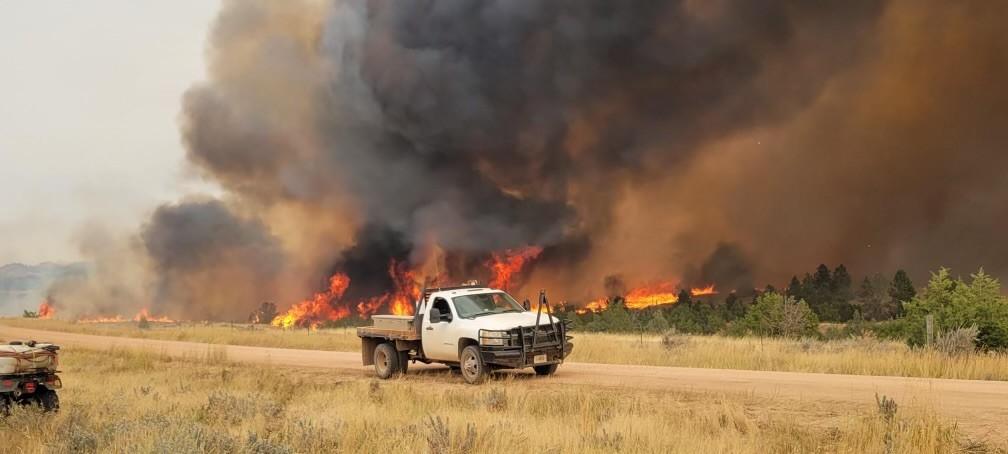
[1,347,996,453]
[3,318,1007,381]
[0,318,360,351]
[573,332,1008,381]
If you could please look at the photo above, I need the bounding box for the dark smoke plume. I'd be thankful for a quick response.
[179,0,886,290]
[140,200,287,320]
[684,243,755,296]
[50,0,1008,318]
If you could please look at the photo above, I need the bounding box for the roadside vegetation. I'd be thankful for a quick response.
[0,347,997,453]
[4,318,1007,381]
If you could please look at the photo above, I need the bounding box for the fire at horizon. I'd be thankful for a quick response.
[578,283,718,314]
[271,247,544,329]
[34,301,176,324]
[269,243,725,328]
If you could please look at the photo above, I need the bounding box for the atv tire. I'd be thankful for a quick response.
[37,389,59,412]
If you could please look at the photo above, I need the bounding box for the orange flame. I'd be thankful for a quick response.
[691,284,717,296]
[134,308,175,323]
[38,300,55,319]
[486,246,543,290]
[624,281,679,310]
[274,246,544,329]
[272,273,351,329]
[577,282,718,314]
[357,259,421,318]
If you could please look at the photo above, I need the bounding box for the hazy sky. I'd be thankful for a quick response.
[0,1,219,264]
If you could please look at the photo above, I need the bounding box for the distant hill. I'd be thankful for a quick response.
[0,262,89,316]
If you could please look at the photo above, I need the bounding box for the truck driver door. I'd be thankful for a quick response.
[421,297,456,361]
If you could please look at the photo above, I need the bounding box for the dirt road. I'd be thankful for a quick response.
[4,325,1006,441]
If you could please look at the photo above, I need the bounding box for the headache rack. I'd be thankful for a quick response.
[478,290,572,367]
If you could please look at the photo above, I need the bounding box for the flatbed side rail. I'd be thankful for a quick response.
[356,326,421,341]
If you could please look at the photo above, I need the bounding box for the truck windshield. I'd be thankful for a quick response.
[452,292,524,318]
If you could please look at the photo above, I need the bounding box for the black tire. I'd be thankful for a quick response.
[374,343,402,379]
[533,363,559,376]
[0,395,10,416]
[460,345,488,384]
[37,389,59,412]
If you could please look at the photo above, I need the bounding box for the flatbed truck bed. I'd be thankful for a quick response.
[355,326,420,341]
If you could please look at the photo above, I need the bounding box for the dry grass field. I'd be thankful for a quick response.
[0,319,361,351]
[1,347,999,454]
[3,318,1007,381]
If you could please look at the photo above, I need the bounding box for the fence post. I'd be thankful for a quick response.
[925,314,934,346]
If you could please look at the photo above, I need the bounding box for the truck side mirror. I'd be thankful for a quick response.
[522,299,531,311]
[429,308,442,323]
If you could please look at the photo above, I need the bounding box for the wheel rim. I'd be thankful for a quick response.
[462,350,480,378]
[376,349,390,373]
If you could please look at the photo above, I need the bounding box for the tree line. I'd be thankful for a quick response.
[564,265,1008,351]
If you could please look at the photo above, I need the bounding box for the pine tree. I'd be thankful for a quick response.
[805,265,833,320]
[677,289,692,307]
[855,276,877,320]
[889,269,916,317]
[855,274,894,320]
[786,276,804,300]
[813,264,832,291]
[724,292,745,321]
[831,265,853,302]
[830,264,855,321]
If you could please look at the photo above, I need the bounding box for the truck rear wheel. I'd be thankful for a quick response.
[374,343,402,379]
[0,395,10,416]
[460,345,488,384]
[533,363,559,376]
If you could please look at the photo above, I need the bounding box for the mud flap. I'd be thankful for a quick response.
[361,338,381,366]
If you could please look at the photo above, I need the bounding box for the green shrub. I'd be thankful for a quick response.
[645,311,670,333]
[901,268,1008,351]
[862,319,907,341]
[735,292,819,338]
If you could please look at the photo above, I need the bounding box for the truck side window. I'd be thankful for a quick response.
[432,298,452,322]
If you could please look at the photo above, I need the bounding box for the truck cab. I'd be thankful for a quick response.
[358,285,573,384]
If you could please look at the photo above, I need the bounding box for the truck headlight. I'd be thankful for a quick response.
[480,330,510,346]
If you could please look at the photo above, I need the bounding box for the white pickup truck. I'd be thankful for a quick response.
[357,285,573,384]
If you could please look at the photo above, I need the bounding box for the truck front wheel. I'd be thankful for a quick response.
[533,364,559,376]
[460,345,488,384]
[374,343,402,379]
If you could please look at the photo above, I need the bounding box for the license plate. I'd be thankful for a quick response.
[534,354,547,364]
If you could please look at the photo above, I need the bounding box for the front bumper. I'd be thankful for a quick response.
[479,321,573,369]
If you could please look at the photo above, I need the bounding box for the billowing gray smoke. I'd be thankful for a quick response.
[50,0,1008,318]
[177,0,883,288]
[140,200,287,320]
